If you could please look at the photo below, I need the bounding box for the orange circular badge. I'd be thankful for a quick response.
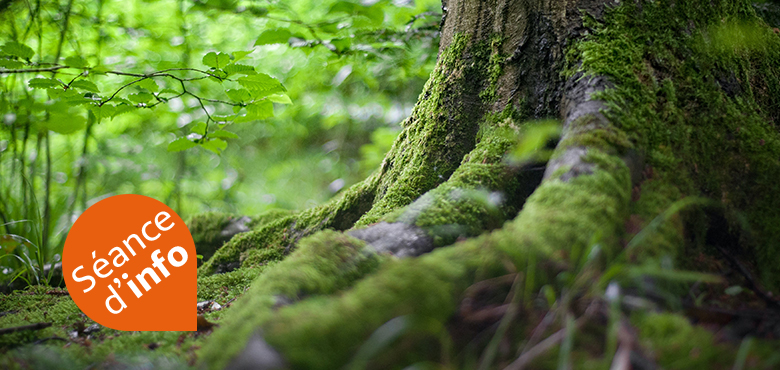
[63,194,196,331]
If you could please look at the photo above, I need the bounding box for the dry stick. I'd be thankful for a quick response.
[503,304,597,370]
[477,273,524,370]
[517,305,557,357]
[714,245,780,309]
[0,322,51,335]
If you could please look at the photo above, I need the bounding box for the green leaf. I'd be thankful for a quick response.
[223,64,256,76]
[1,42,34,60]
[232,50,255,62]
[237,73,285,98]
[255,29,292,46]
[158,88,179,95]
[136,79,159,92]
[71,80,100,93]
[226,88,252,102]
[200,138,227,153]
[128,92,154,103]
[210,130,239,139]
[46,88,89,105]
[328,2,384,27]
[64,56,89,68]
[236,100,273,122]
[328,1,355,15]
[211,115,236,122]
[90,104,116,122]
[268,94,292,104]
[168,137,197,152]
[29,78,62,89]
[90,65,110,74]
[0,59,25,69]
[112,104,135,117]
[191,122,207,135]
[46,111,86,134]
[725,286,744,296]
[202,51,230,69]
[330,38,353,52]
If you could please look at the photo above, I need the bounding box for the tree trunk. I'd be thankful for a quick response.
[196,0,780,368]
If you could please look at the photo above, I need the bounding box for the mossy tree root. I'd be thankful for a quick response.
[198,176,380,275]
[201,73,636,368]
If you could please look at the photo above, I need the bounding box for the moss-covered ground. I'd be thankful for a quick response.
[3,0,780,368]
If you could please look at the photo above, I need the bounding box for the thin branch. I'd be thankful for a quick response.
[0,322,51,335]
[503,304,598,370]
[0,66,68,74]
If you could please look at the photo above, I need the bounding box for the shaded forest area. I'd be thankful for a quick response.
[2,0,780,369]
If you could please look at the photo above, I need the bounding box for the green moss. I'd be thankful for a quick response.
[379,124,527,246]
[0,286,199,368]
[199,230,382,369]
[356,32,507,226]
[573,0,780,289]
[632,312,745,369]
[187,211,236,261]
[202,140,633,369]
[259,239,512,370]
[0,266,269,366]
[478,34,506,103]
[626,177,687,262]
[556,115,632,154]
[507,149,632,262]
[199,175,379,275]
[197,265,266,302]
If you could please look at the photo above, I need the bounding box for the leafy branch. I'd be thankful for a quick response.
[1,45,292,154]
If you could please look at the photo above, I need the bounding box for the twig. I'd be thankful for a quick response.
[714,245,780,309]
[33,336,67,344]
[0,322,52,335]
[503,304,597,370]
[477,273,524,370]
[0,66,67,74]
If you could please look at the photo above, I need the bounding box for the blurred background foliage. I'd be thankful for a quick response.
[0,0,441,285]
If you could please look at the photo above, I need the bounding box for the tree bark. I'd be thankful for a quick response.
[195,0,780,368]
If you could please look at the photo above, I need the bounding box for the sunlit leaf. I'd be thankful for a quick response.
[0,59,25,69]
[231,50,255,62]
[71,80,100,93]
[246,100,273,119]
[28,78,62,89]
[191,122,207,135]
[137,79,159,92]
[209,130,239,139]
[168,137,197,152]
[1,42,34,59]
[64,56,89,68]
[238,73,285,98]
[223,64,256,76]
[329,2,384,27]
[235,100,273,122]
[330,38,353,52]
[128,92,154,103]
[200,138,227,153]
[112,103,135,117]
[46,88,88,105]
[45,111,86,134]
[256,29,292,46]
[268,94,292,104]
[226,88,252,102]
[508,120,561,163]
[90,104,116,122]
[202,51,230,69]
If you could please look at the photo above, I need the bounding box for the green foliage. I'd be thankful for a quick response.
[0,0,440,286]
